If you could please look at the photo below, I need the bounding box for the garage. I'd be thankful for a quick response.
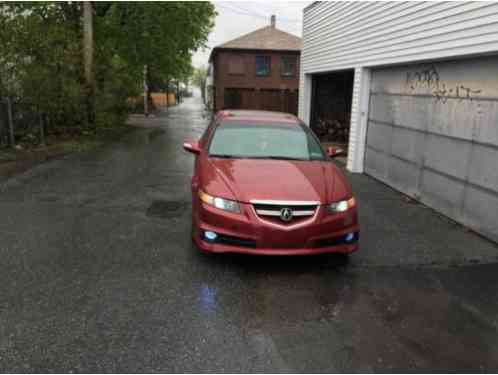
[299,2,498,243]
[364,56,498,242]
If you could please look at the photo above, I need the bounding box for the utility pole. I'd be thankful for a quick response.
[143,64,148,117]
[83,1,95,128]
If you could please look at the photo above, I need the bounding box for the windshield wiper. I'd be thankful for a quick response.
[209,155,311,161]
[249,156,309,161]
[209,154,238,159]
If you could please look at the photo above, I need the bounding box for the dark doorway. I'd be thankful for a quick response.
[310,70,354,155]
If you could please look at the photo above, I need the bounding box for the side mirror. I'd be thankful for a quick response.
[183,140,201,155]
[326,146,345,158]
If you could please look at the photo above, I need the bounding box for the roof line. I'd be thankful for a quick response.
[304,1,320,12]
[212,46,301,53]
[216,26,301,48]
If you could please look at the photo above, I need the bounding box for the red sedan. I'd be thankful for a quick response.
[183,110,359,255]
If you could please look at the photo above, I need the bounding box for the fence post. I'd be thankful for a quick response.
[6,97,15,147]
[39,112,45,146]
[0,100,4,147]
[165,80,169,111]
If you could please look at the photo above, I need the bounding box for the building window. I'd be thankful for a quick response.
[228,55,245,75]
[281,56,296,77]
[256,56,271,76]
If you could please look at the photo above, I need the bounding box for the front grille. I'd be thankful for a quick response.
[252,201,318,224]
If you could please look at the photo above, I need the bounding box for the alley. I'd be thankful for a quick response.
[1,95,497,372]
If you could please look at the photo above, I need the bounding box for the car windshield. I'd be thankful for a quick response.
[208,122,326,161]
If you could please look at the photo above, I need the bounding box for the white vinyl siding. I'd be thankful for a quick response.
[298,1,498,120]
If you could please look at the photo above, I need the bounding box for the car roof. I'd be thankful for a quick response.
[216,110,301,125]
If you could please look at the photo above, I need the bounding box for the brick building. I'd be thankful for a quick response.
[207,16,301,114]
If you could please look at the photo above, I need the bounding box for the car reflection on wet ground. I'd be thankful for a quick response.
[0,95,497,372]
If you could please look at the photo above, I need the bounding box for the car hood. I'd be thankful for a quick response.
[201,158,352,204]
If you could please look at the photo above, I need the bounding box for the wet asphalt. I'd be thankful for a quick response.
[1,95,498,373]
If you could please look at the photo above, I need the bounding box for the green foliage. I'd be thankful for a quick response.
[0,1,216,145]
[192,66,208,103]
[192,66,208,88]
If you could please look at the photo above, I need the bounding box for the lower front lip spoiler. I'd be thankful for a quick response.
[201,230,359,250]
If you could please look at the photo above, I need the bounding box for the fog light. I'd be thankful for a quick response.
[345,233,355,242]
[204,231,218,241]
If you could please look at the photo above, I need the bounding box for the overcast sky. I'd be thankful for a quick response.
[192,1,311,68]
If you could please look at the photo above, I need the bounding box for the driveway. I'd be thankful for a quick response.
[1,95,497,372]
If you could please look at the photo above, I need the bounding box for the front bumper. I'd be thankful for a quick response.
[193,200,359,256]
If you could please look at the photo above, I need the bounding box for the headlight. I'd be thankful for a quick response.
[199,190,241,213]
[328,197,356,213]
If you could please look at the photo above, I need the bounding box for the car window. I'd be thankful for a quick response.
[208,122,326,161]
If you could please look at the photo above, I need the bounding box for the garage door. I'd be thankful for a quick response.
[224,88,298,115]
[364,55,498,242]
[224,88,256,110]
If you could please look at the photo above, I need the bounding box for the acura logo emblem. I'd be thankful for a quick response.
[280,207,293,222]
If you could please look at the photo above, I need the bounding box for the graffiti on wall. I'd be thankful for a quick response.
[406,66,440,91]
[405,65,482,103]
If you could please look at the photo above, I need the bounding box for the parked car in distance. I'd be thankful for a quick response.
[183,110,359,255]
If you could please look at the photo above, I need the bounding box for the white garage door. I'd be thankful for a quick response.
[364,55,498,243]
